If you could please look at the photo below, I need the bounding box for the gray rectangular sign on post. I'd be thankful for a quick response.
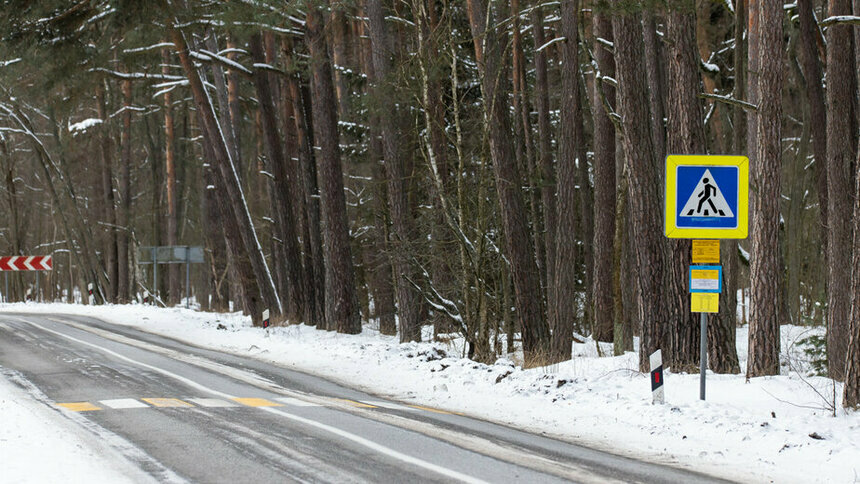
[139,246,204,264]
[137,246,205,308]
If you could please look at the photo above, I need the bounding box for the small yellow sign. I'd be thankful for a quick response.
[691,293,719,313]
[692,239,720,264]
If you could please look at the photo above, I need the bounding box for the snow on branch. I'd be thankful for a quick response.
[68,118,102,134]
[700,93,757,111]
[123,42,175,54]
[536,36,565,53]
[819,15,860,27]
[0,59,22,68]
[90,68,184,81]
[198,49,253,75]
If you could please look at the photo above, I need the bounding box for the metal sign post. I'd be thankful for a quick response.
[138,246,204,308]
[665,155,749,402]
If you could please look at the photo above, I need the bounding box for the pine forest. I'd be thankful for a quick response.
[1,0,859,407]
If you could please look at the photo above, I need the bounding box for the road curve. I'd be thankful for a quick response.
[0,313,731,484]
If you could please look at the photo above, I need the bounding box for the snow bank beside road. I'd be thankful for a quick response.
[2,302,858,483]
[0,367,152,484]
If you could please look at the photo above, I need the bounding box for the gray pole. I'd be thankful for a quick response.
[700,312,707,400]
[185,246,190,309]
[4,272,7,303]
[152,248,158,304]
[36,272,40,302]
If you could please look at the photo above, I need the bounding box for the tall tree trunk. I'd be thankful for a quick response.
[169,26,282,322]
[825,0,858,381]
[551,0,584,363]
[708,0,746,375]
[284,60,326,327]
[796,0,828,227]
[305,1,361,334]
[592,9,616,344]
[612,3,667,372]
[747,0,783,377]
[329,4,350,118]
[641,12,666,163]
[117,76,132,304]
[96,81,118,302]
[161,47,180,305]
[467,0,550,365]
[843,141,860,407]
[249,32,307,323]
[664,3,705,370]
[531,4,556,303]
[367,0,421,342]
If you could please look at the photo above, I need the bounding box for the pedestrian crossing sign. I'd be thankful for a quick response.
[665,155,749,239]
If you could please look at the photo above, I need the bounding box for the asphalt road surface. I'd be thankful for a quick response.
[0,313,732,484]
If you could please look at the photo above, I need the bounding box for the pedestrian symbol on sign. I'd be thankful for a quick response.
[679,169,734,218]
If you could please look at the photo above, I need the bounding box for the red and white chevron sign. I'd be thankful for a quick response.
[0,256,53,271]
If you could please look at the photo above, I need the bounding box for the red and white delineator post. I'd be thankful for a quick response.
[650,349,665,404]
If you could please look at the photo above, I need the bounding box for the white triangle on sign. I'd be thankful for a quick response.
[679,169,734,218]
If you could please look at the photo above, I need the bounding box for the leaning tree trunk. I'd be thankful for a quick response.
[305,1,361,334]
[612,3,667,373]
[169,25,282,323]
[466,0,550,365]
[747,0,783,377]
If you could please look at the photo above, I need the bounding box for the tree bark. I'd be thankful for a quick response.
[592,10,616,344]
[96,81,118,302]
[161,47,180,305]
[843,141,860,407]
[796,0,828,228]
[466,0,550,365]
[825,0,858,381]
[249,32,308,323]
[612,3,667,373]
[305,1,361,334]
[551,0,584,363]
[367,0,421,342]
[169,25,281,323]
[531,5,556,299]
[664,3,706,371]
[117,75,132,304]
[747,0,783,377]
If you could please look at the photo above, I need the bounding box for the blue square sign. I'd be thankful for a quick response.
[665,155,749,239]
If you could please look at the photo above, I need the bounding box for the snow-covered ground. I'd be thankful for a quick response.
[0,362,155,483]
[2,302,858,483]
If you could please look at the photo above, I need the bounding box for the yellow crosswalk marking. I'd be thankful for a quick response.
[57,402,100,412]
[232,397,283,407]
[338,399,377,408]
[406,404,461,415]
[141,398,193,408]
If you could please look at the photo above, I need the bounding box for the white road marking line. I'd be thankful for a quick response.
[99,398,149,409]
[21,318,490,484]
[359,400,418,411]
[275,397,322,407]
[187,398,240,408]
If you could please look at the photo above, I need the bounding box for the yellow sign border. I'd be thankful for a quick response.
[665,155,749,239]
